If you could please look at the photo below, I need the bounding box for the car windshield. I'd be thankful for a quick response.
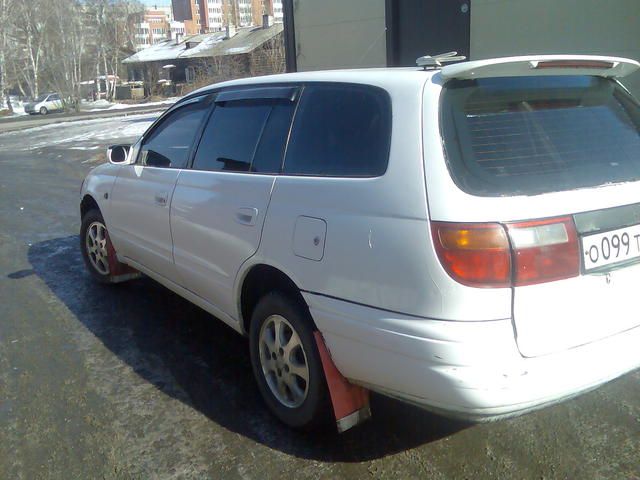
[34,94,48,102]
[441,75,640,196]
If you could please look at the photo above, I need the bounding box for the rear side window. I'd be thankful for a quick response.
[283,84,391,177]
[441,76,640,196]
[192,100,294,173]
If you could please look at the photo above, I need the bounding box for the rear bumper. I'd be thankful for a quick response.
[304,293,640,421]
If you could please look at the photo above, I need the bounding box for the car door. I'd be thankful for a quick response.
[48,94,63,111]
[109,95,212,279]
[170,86,298,316]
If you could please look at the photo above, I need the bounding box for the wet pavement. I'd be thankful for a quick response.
[0,115,639,479]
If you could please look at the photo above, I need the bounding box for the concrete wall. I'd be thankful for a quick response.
[293,0,386,71]
[470,0,640,96]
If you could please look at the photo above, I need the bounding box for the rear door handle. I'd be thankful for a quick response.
[236,207,258,226]
[154,192,168,206]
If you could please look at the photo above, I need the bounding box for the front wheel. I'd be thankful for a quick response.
[80,209,114,283]
[249,292,331,429]
[39,106,48,115]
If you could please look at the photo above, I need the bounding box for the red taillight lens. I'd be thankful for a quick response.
[506,216,579,286]
[432,217,580,288]
[431,222,511,288]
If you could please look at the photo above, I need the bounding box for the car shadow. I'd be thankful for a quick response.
[21,235,469,462]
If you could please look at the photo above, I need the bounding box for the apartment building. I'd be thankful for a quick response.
[135,6,189,51]
[172,0,283,35]
[172,0,204,34]
[206,0,225,31]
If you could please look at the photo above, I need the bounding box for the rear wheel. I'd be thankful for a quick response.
[249,292,331,429]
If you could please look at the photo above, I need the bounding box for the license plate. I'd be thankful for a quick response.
[582,224,640,271]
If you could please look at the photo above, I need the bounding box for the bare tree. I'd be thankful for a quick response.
[0,0,14,110]
[13,0,53,97]
[84,0,142,100]
[45,0,87,106]
[250,33,285,77]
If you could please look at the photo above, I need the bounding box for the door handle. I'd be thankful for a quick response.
[236,207,258,226]
[154,192,168,206]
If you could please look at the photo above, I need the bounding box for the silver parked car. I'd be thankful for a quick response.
[79,55,640,430]
[24,92,64,115]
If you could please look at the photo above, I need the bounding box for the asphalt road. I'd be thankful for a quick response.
[0,115,639,479]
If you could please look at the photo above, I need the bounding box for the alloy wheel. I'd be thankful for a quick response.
[258,314,310,408]
[85,221,110,275]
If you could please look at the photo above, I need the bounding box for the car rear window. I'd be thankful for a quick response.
[441,76,640,196]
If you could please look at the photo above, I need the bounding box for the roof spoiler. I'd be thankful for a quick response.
[441,55,640,80]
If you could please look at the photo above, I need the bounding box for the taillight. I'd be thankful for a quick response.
[432,217,579,288]
[431,222,511,288]
[533,60,615,70]
[506,216,579,286]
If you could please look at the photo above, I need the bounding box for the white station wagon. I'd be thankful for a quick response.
[80,55,640,431]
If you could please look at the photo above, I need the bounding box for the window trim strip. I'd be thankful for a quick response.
[215,87,299,104]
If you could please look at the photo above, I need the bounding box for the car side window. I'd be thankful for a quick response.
[252,103,295,173]
[139,97,211,169]
[50,94,61,101]
[283,84,392,177]
[192,99,294,173]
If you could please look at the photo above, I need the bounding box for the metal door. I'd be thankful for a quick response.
[386,0,471,66]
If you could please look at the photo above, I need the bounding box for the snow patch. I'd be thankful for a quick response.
[0,98,28,118]
[224,47,249,54]
[2,113,157,151]
[85,97,180,112]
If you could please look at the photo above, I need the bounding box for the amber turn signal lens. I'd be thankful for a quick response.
[432,222,511,288]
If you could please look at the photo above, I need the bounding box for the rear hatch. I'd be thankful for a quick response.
[435,56,640,357]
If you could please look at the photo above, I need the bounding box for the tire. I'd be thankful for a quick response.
[80,209,114,284]
[39,106,48,115]
[249,292,331,429]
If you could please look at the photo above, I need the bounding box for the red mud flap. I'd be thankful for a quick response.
[106,231,140,283]
[314,331,371,433]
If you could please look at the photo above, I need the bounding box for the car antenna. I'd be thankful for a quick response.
[416,51,467,70]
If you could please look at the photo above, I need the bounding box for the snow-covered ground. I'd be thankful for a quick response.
[0,112,157,152]
[82,97,180,112]
[1,97,28,117]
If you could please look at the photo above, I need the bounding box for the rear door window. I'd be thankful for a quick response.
[441,76,640,196]
[192,99,295,173]
[283,84,392,177]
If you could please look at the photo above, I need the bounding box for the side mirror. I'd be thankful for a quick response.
[107,144,132,164]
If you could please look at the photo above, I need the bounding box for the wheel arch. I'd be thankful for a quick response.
[80,194,101,219]
[238,263,313,336]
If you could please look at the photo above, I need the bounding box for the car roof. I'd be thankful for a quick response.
[188,67,435,97]
[185,54,640,101]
